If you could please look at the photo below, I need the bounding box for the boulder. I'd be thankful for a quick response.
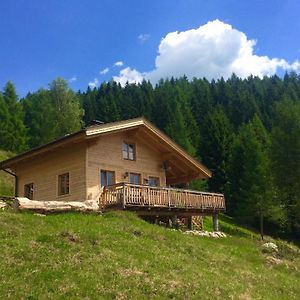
[0,200,6,210]
[262,242,278,253]
[183,230,227,238]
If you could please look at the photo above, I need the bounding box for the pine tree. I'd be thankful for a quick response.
[190,78,213,126]
[154,79,196,155]
[271,98,300,236]
[199,106,233,193]
[97,82,121,122]
[2,81,27,153]
[139,80,154,120]
[0,92,12,151]
[229,115,285,238]
[81,86,98,124]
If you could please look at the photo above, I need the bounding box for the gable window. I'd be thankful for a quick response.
[130,173,141,185]
[58,173,70,196]
[100,170,115,187]
[24,183,34,200]
[122,142,136,160]
[149,177,159,187]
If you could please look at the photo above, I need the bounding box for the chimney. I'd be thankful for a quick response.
[88,120,105,126]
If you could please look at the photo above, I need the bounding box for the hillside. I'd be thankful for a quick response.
[0,150,14,196]
[0,211,299,299]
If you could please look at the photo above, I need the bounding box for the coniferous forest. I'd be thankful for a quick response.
[1,73,300,240]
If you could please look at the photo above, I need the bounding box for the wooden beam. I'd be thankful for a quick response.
[167,159,188,175]
[138,127,170,152]
[132,210,218,217]
[134,133,162,155]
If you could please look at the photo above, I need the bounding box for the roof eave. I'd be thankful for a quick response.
[0,117,212,180]
[0,130,86,170]
[141,120,212,178]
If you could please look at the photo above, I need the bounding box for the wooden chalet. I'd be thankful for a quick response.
[0,118,225,230]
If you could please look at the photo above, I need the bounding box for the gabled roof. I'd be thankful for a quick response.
[0,117,212,179]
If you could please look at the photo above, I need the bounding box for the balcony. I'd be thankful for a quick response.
[100,183,225,216]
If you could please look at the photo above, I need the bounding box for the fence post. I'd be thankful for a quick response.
[122,183,126,209]
[185,191,188,208]
[148,187,150,207]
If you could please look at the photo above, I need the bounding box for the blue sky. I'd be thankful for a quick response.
[0,0,299,97]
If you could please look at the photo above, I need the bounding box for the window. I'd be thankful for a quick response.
[130,173,141,185]
[100,170,115,187]
[122,142,136,160]
[24,183,34,199]
[149,177,159,187]
[58,173,70,196]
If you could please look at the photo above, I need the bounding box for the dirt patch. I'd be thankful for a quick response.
[132,230,142,237]
[238,292,253,300]
[119,268,144,277]
[59,231,80,243]
[266,255,283,265]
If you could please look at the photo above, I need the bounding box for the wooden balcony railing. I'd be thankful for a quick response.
[100,183,225,212]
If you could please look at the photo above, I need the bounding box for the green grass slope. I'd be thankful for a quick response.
[0,150,14,196]
[0,211,299,299]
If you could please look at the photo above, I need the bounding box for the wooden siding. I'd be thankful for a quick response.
[15,142,86,202]
[86,131,166,200]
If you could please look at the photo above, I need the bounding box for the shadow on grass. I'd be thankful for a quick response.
[218,214,259,239]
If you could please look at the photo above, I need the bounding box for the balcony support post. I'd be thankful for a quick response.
[187,216,193,230]
[212,213,219,232]
[171,215,178,229]
[166,217,172,228]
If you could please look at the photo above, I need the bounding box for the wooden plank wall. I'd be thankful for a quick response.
[86,131,166,200]
[14,142,87,202]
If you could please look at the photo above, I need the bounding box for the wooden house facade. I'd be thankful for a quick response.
[0,118,225,229]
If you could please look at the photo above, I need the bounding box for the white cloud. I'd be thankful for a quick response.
[138,33,150,43]
[113,67,143,86]
[114,20,300,85]
[88,78,99,89]
[100,67,109,75]
[68,76,77,83]
[146,20,300,82]
[114,61,124,67]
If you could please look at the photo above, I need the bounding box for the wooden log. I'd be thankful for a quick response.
[14,197,99,212]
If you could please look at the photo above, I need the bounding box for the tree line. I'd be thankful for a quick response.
[1,73,300,239]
